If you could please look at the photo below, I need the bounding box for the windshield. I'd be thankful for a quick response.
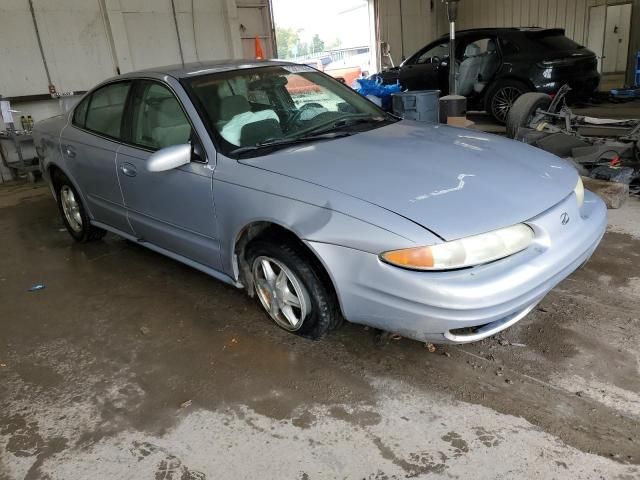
[527,32,584,51]
[183,65,390,156]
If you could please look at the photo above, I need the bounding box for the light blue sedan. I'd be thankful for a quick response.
[33,60,607,343]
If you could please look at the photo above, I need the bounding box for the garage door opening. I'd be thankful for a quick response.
[271,0,377,85]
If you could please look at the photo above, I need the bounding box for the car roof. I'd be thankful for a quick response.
[119,59,296,80]
[440,27,564,37]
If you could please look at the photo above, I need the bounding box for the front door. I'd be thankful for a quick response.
[399,41,449,92]
[116,80,221,270]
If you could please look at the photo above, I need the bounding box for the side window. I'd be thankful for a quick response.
[130,82,192,151]
[85,82,131,139]
[461,37,497,59]
[499,37,519,56]
[72,95,90,128]
[416,42,449,64]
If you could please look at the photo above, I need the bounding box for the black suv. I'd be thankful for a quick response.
[374,28,600,123]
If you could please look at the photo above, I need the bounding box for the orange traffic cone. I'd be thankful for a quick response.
[255,37,264,59]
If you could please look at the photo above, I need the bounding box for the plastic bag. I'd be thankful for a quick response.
[355,78,402,111]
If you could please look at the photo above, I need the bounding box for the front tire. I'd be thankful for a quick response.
[485,79,531,124]
[53,172,106,243]
[246,238,341,339]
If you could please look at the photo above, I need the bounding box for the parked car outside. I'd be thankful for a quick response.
[34,60,606,344]
[373,28,600,123]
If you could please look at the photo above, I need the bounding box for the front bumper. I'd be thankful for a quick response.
[307,190,607,344]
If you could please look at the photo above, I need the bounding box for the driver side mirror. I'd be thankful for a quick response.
[146,144,192,172]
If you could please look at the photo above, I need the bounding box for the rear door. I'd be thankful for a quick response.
[61,81,134,234]
[116,79,221,270]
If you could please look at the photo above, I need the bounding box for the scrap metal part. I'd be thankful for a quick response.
[507,85,640,195]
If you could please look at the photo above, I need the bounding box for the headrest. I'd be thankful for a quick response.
[486,39,496,53]
[464,43,481,58]
[152,97,185,127]
[220,95,251,120]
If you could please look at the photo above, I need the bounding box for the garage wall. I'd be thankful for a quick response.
[454,0,633,46]
[0,0,272,123]
[376,0,440,65]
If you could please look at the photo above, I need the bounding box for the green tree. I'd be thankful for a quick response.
[311,34,325,54]
[326,37,342,51]
[276,26,302,58]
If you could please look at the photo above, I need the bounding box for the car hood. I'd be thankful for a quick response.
[242,120,578,241]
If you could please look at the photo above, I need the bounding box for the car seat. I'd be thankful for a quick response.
[474,39,500,93]
[218,94,281,146]
[219,95,252,121]
[456,43,483,96]
[149,97,192,149]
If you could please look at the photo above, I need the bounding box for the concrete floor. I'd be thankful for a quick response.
[1,183,640,479]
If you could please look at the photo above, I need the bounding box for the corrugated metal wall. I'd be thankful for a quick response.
[377,0,439,64]
[455,0,630,46]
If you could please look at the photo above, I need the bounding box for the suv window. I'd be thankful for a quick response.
[416,42,449,64]
[499,37,520,55]
[526,32,584,51]
[130,81,192,151]
[84,82,131,139]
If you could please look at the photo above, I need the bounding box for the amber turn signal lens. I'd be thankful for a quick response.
[382,246,434,269]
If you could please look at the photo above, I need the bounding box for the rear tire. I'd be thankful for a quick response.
[506,92,552,139]
[485,79,531,124]
[246,238,342,339]
[53,171,106,243]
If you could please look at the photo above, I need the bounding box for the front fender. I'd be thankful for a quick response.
[212,157,441,279]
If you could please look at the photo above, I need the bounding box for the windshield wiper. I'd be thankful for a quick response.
[230,131,352,156]
[303,115,389,137]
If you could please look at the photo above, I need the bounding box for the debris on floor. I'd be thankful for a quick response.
[507,85,640,203]
[27,283,45,292]
[582,176,629,209]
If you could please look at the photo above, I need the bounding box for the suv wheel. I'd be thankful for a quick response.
[246,238,342,339]
[53,172,106,242]
[486,79,531,124]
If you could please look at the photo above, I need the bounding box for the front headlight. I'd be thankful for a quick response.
[574,176,584,208]
[380,224,534,271]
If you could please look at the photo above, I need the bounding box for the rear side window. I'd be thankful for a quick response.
[499,37,520,55]
[527,32,583,51]
[84,82,131,139]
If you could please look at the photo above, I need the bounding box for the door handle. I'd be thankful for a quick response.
[119,162,137,177]
[62,144,76,158]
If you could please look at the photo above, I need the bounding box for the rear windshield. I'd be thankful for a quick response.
[527,32,584,51]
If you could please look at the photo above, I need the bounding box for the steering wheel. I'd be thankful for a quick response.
[284,103,324,131]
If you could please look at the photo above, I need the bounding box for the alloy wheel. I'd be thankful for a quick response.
[60,185,83,232]
[252,256,311,331]
[492,86,523,122]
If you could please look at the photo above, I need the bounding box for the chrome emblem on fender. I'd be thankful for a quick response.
[560,212,570,225]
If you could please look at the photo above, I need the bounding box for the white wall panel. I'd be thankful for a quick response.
[0,0,256,101]
[453,0,622,47]
[377,0,438,64]
[0,0,49,96]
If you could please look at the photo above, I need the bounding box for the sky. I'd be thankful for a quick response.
[271,0,370,46]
